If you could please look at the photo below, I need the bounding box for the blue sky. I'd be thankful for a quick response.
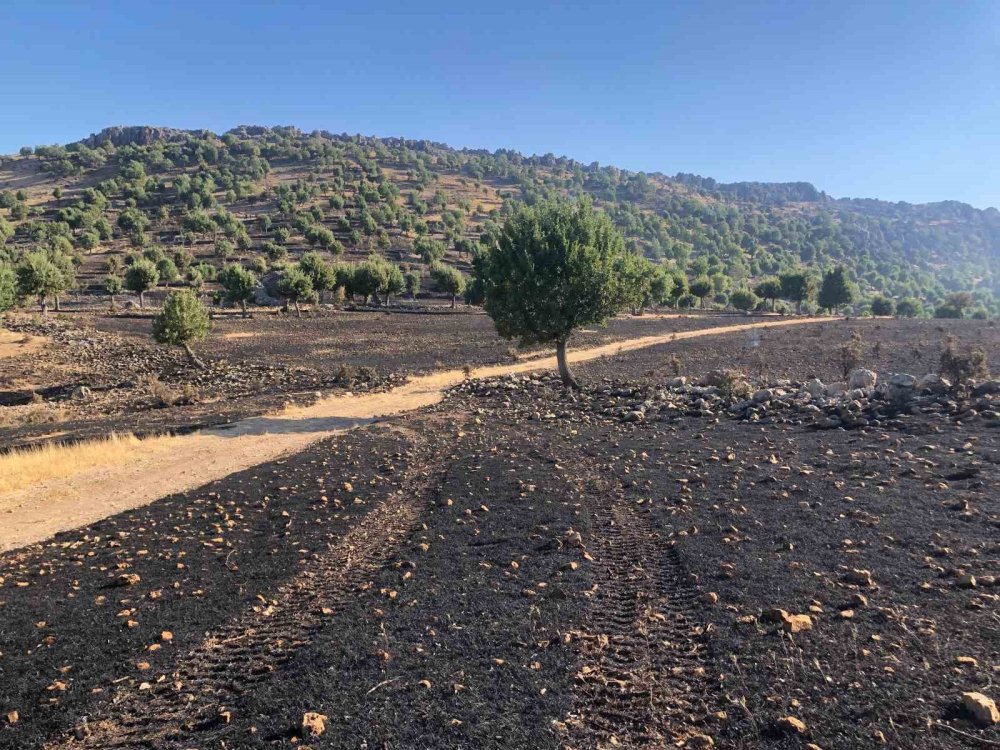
[1,1,997,208]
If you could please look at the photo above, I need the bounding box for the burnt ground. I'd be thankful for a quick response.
[0,309,740,450]
[0,317,998,749]
[580,316,1000,386]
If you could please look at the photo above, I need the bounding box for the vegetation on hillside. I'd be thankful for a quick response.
[0,124,995,317]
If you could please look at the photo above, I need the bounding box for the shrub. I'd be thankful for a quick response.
[152,290,211,368]
[939,335,989,386]
[838,329,864,378]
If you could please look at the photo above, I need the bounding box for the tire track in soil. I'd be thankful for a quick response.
[561,466,713,750]
[45,431,444,750]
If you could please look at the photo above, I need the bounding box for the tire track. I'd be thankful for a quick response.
[561,467,714,749]
[45,433,444,749]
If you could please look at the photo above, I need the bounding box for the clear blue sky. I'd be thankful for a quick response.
[1,1,997,208]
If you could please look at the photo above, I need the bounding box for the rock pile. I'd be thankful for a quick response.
[453,368,1000,432]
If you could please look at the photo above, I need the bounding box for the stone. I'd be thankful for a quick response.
[776,716,808,735]
[753,388,773,403]
[686,734,715,748]
[825,382,848,397]
[972,380,1000,397]
[960,692,999,727]
[667,376,687,388]
[843,569,875,587]
[782,613,814,633]
[848,369,877,390]
[916,373,950,395]
[887,373,917,405]
[804,379,825,398]
[71,385,93,401]
[115,573,141,587]
[301,712,328,737]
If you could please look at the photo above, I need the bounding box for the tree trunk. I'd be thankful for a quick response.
[109,294,116,311]
[241,299,248,317]
[54,295,61,312]
[556,339,580,389]
[451,294,456,309]
[796,299,802,315]
[138,291,145,309]
[294,299,301,318]
[182,343,207,370]
[39,297,48,315]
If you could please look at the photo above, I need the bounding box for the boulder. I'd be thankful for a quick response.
[972,380,1000,398]
[887,373,917,406]
[804,379,825,398]
[667,376,687,388]
[71,385,93,402]
[825,382,848,397]
[848,368,877,390]
[960,692,999,727]
[916,373,951,395]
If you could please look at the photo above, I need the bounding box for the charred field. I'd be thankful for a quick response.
[0,315,998,750]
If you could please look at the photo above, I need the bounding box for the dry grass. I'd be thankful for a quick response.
[0,432,155,494]
[0,329,47,359]
[0,399,68,428]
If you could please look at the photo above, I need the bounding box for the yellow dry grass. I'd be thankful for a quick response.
[0,432,175,495]
[0,329,47,359]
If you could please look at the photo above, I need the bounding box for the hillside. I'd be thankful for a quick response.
[0,124,997,313]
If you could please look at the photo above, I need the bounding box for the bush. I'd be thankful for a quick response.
[730,288,758,312]
[152,290,211,368]
[870,296,895,316]
[939,335,989,386]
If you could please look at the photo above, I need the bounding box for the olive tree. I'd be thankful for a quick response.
[124,258,159,308]
[0,264,17,312]
[16,252,72,314]
[431,263,466,308]
[219,264,258,316]
[476,199,641,388]
[105,274,123,310]
[152,290,211,369]
[276,267,315,317]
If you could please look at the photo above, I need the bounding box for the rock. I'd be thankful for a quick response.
[887,373,917,405]
[71,385,93,401]
[848,369,877,390]
[782,613,814,633]
[843,569,875,587]
[776,716,808,735]
[957,574,976,589]
[301,712,328,737]
[5,710,18,725]
[917,373,951,395]
[825,382,848,397]
[622,410,645,423]
[804,379,825,398]
[960,692,999,727]
[753,388,773,403]
[115,573,142,587]
[686,734,715,748]
[972,380,1000,397]
[667,376,687,388]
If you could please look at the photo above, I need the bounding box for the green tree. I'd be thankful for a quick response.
[0,264,17,312]
[152,290,211,369]
[896,296,923,318]
[817,266,857,313]
[155,257,179,285]
[431,263,466,308]
[219,264,258,316]
[276,267,315,317]
[414,236,446,264]
[778,271,817,314]
[648,266,675,308]
[689,276,713,308]
[404,269,421,299]
[15,252,69,313]
[934,291,973,319]
[870,296,895,316]
[476,199,641,388]
[124,258,160,308]
[753,277,782,311]
[299,252,336,300]
[730,287,759,312]
[105,274,123,310]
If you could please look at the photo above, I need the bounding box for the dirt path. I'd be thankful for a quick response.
[0,317,825,552]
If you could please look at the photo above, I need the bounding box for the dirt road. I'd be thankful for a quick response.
[0,317,824,552]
